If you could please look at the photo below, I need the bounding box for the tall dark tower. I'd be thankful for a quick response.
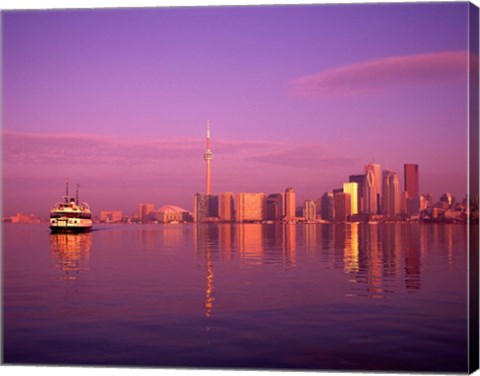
[204,120,213,195]
[404,163,419,198]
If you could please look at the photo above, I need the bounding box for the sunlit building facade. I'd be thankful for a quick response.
[194,193,208,222]
[157,205,192,223]
[382,171,401,219]
[303,200,316,222]
[364,162,382,213]
[364,165,378,215]
[219,192,235,222]
[138,203,155,223]
[284,187,296,221]
[343,182,358,216]
[349,174,365,213]
[235,192,265,222]
[99,210,123,223]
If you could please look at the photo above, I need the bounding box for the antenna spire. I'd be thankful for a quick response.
[204,120,213,195]
[65,178,69,202]
[76,184,80,204]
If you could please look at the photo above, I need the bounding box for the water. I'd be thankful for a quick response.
[2,223,469,372]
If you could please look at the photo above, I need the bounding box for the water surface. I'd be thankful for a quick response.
[3,223,469,371]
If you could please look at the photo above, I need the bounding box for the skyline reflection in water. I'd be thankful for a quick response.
[192,223,460,301]
[3,222,469,372]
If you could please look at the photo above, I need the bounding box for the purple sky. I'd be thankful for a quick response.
[2,3,472,216]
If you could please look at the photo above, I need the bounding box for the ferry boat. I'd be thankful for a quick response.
[50,180,92,233]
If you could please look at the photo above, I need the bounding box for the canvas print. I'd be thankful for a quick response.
[2,1,479,373]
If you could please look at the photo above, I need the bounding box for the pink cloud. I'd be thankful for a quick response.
[3,130,354,215]
[290,51,469,96]
[248,144,354,168]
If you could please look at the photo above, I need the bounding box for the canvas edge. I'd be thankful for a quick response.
[468,1,480,374]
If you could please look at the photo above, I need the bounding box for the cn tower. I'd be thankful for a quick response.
[204,120,213,195]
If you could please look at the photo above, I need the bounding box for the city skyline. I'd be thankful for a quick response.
[2,3,472,216]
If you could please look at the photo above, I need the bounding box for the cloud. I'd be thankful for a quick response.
[3,131,347,177]
[290,51,469,97]
[248,144,355,168]
[3,130,355,214]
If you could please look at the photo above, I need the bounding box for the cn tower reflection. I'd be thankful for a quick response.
[194,224,219,318]
[50,232,92,291]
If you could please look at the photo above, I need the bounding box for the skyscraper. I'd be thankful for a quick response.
[404,163,420,217]
[284,187,296,221]
[235,193,265,222]
[404,163,419,198]
[320,192,334,222]
[194,193,208,222]
[219,192,235,222]
[303,200,316,222]
[349,174,365,213]
[343,182,358,216]
[364,162,381,213]
[364,165,378,215]
[382,170,401,218]
[334,192,351,222]
[265,193,284,221]
[204,120,213,195]
[138,203,155,223]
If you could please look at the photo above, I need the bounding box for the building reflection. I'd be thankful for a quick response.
[343,223,359,273]
[194,224,219,318]
[403,225,421,291]
[218,223,234,260]
[282,224,296,268]
[237,224,263,263]
[366,224,383,297]
[303,223,317,255]
[50,232,92,285]
[191,222,444,305]
[136,226,155,251]
[160,224,184,249]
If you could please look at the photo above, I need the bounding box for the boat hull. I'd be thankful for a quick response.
[50,217,93,234]
[50,224,92,234]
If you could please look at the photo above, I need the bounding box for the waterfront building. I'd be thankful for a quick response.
[99,210,123,223]
[194,193,208,222]
[419,195,428,211]
[343,182,358,216]
[207,195,219,218]
[407,196,421,217]
[320,192,334,222]
[157,205,192,223]
[265,193,284,221]
[364,162,382,213]
[284,187,296,221]
[382,171,401,218]
[8,212,42,224]
[404,163,419,198]
[440,192,454,208]
[349,174,366,213]
[401,191,409,215]
[303,200,316,222]
[219,192,235,222]
[334,192,351,222]
[235,192,265,222]
[138,203,155,223]
[364,165,378,215]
